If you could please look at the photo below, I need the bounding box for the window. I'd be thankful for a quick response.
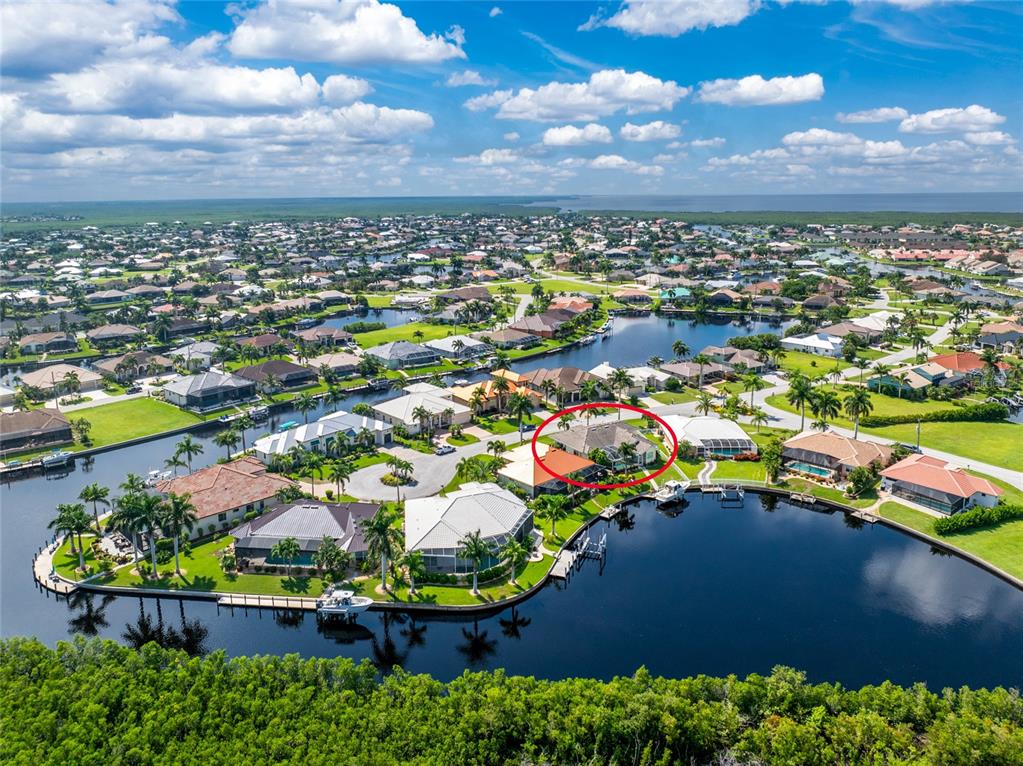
[217,512,227,522]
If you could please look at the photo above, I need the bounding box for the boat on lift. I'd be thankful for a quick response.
[652,479,690,505]
[40,450,73,469]
[144,468,173,486]
[247,405,269,421]
[315,586,373,620]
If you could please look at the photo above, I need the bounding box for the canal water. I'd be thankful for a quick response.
[3,316,1022,688]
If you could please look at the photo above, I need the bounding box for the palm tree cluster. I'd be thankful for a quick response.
[785,372,875,435]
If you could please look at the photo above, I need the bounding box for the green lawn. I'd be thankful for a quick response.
[778,351,851,377]
[53,535,102,581]
[877,502,1023,580]
[351,452,389,470]
[475,413,543,435]
[650,389,699,405]
[446,432,480,446]
[353,322,476,348]
[778,478,878,509]
[766,388,958,425]
[712,460,767,482]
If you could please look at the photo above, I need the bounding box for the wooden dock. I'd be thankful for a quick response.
[32,543,78,596]
[598,504,621,520]
[217,594,318,611]
[851,510,878,524]
[789,493,817,504]
[549,550,579,580]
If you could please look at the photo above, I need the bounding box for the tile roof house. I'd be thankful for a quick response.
[880,454,1004,515]
[521,366,601,403]
[252,410,392,461]
[94,351,174,380]
[86,323,143,346]
[0,408,72,454]
[309,351,361,376]
[231,500,380,565]
[508,309,577,339]
[20,363,102,394]
[497,442,596,497]
[364,340,440,369]
[155,457,297,537]
[477,328,540,349]
[235,359,317,388]
[404,482,533,573]
[782,431,892,481]
[424,334,492,360]
[293,326,353,347]
[18,332,77,354]
[371,383,471,434]
[550,421,657,469]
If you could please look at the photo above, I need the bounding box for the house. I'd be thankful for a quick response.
[868,362,961,397]
[239,333,292,353]
[477,328,540,349]
[802,294,841,311]
[781,332,844,358]
[497,442,596,497]
[309,351,361,376]
[19,364,102,394]
[169,340,220,371]
[231,500,380,566]
[448,374,539,413]
[18,332,77,355]
[404,482,533,573]
[977,321,1023,352]
[364,340,439,370]
[161,371,257,411]
[880,454,1004,515]
[818,322,880,344]
[521,366,600,404]
[0,409,72,454]
[293,326,353,348]
[588,362,662,396]
[252,410,393,462]
[612,288,652,304]
[86,289,131,304]
[660,360,729,386]
[94,351,175,380]
[782,431,891,481]
[370,383,471,435]
[549,296,594,313]
[154,457,296,538]
[708,288,742,307]
[550,421,658,469]
[235,359,317,389]
[508,310,574,339]
[86,323,143,347]
[928,351,1006,382]
[661,416,757,457]
[424,335,492,360]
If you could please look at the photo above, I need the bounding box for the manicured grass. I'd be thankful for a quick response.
[104,535,331,596]
[353,322,475,348]
[777,351,851,377]
[777,478,877,509]
[362,294,395,308]
[538,503,599,548]
[446,432,480,446]
[53,535,101,581]
[864,421,1023,471]
[650,389,698,405]
[712,460,766,482]
[475,413,543,435]
[351,452,389,470]
[764,389,980,430]
[877,502,1023,580]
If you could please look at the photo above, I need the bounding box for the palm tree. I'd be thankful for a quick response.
[501,538,529,585]
[213,428,239,460]
[359,506,404,591]
[163,454,187,477]
[234,414,255,452]
[175,435,204,474]
[742,373,766,409]
[539,378,557,407]
[159,493,197,574]
[108,495,146,566]
[695,391,715,416]
[671,340,690,361]
[580,379,600,403]
[507,392,533,442]
[558,412,575,431]
[136,493,167,574]
[401,550,427,595]
[532,494,569,540]
[49,503,90,570]
[892,372,910,400]
[326,460,352,498]
[810,389,841,431]
[78,482,110,535]
[323,386,346,414]
[492,376,511,412]
[458,530,493,595]
[411,404,434,440]
[619,440,638,466]
[303,452,324,495]
[486,440,507,460]
[270,536,301,577]
[843,388,873,439]
[786,374,814,432]
[312,537,350,579]
[750,408,769,433]
[608,368,634,415]
[468,387,486,421]
[294,392,317,424]
[692,353,712,388]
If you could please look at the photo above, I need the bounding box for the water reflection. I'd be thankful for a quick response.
[66,591,115,637]
[456,616,499,667]
[121,599,209,656]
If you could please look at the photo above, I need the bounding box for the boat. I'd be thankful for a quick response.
[145,469,172,486]
[579,334,596,345]
[295,317,319,329]
[247,405,269,421]
[315,587,374,620]
[277,420,299,432]
[218,411,243,424]
[452,378,470,386]
[652,479,691,505]
[40,450,73,469]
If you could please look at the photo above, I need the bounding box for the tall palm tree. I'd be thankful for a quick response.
[411,404,434,440]
[458,530,494,595]
[501,538,529,585]
[294,392,317,424]
[303,452,324,495]
[401,550,426,595]
[108,494,146,566]
[486,440,507,460]
[492,376,511,412]
[532,494,569,540]
[558,412,575,431]
[695,391,715,416]
[49,503,90,570]
[843,388,874,439]
[163,454,187,477]
[580,379,600,403]
[608,368,634,415]
[323,386,346,415]
[359,506,404,591]
[136,493,167,574]
[78,483,110,535]
[159,492,198,574]
[810,390,842,431]
[671,340,690,361]
[270,536,301,577]
[213,428,239,460]
[506,392,533,442]
[234,414,255,452]
[120,472,147,498]
[326,460,352,498]
[692,353,712,388]
[749,408,769,433]
[175,435,204,474]
[892,372,910,400]
[742,373,766,409]
[786,374,814,432]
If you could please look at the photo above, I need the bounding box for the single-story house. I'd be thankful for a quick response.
[405,482,533,573]
[660,360,729,386]
[781,332,844,358]
[661,415,757,457]
[588,362,671,395]
[252,410,393,462]
[18,332,78,355]
[508,310,574,339]
[976,321,1023,353]
[94,351,175,380]
[235,359,317,389]
[782,431,891,481]
[231,500,380,566]
[424,335,492,360]
[0,408,72,454]
[169,340,220,371]
[154,457,296,538]
[880,454,1004,515]
[161,371,257,411]
[477,328,540,349]
[370,383,471,435]
[550,421,658,470]
[521,366,601,404]
[86,324,143,347]
[364,340,440,370]
[19,364,102,394]
[293,326,353,348]
[497,442,597,497]
[309,351,361,376]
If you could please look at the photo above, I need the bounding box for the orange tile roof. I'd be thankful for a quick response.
[881,454,1004,499]
[535,448,594,485]
[155,457,296,520]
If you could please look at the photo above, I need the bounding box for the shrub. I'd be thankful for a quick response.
[343,321,387,334]
[860,402,1007,428]
[933,503,1023,536]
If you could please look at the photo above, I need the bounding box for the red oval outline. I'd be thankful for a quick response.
[530,402,679,490]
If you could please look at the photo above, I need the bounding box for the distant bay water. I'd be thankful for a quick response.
[534,192,1023,214]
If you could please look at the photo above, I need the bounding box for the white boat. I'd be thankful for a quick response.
[578,334,597,345]
[145,469,172,486]
[247,406,269,421]
[316,586,373,619]
[40,450,72,469]
[453,378,470,386]
[653,479,690,505]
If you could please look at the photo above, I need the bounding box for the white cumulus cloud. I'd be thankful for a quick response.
[689,137,726,148]
[470,69,689,122]
[590,154,664,175]
[581,0,757,36]
[542,123,613,146]
[964,131,1015,146]
[455,148,520,165]
[836,106,909,123]
[899,105,1006,134]
[620,120,681,141]
[322,74,374,105]
[489,6,503,17]
[445,70,497,87]
[228,0,466,64]
[696,73,824,106]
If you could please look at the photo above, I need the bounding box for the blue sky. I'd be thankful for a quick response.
[1,0,1020,201]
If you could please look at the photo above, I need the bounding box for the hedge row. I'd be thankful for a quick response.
[934,502,1023,536]
[860,402,1008,428]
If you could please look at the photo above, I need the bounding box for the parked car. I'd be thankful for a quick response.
[894,442,922,454]
[434,445,455,455]
[125,385,142,394]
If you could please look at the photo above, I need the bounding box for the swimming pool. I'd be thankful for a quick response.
[787,461,832,478]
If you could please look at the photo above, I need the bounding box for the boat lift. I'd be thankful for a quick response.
[550,531,607,582]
